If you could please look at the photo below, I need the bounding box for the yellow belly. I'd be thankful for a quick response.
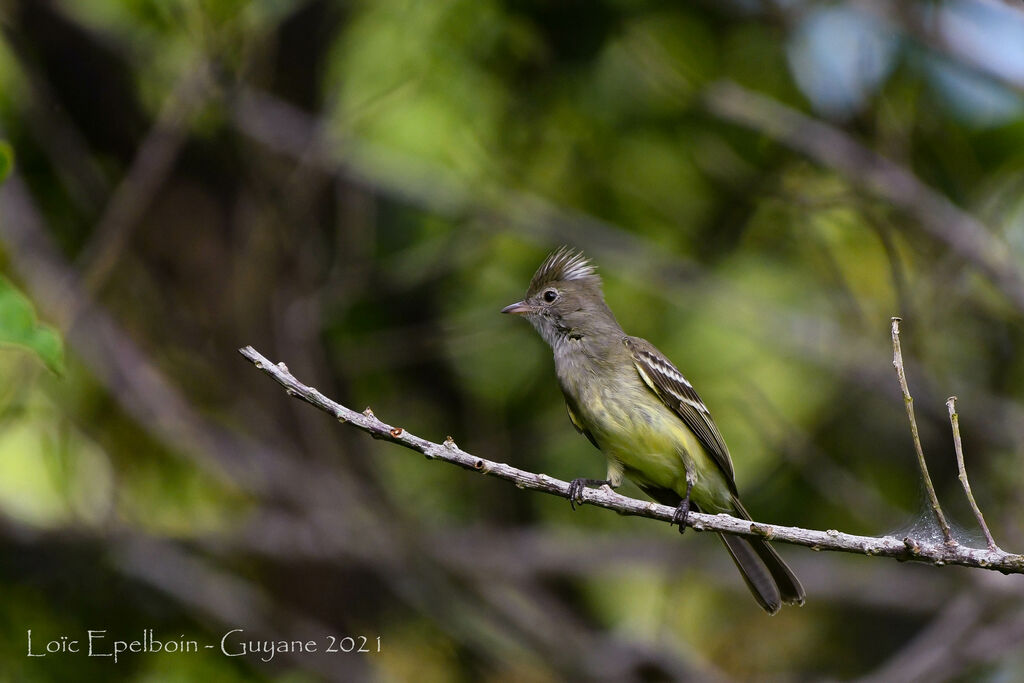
[574,376,732,512]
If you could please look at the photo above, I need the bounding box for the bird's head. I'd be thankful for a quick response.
[502,247,620,349]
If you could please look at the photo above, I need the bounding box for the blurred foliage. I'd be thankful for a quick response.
[1,0,1024,680]
[0,139,12,182]
[0,276,63,374]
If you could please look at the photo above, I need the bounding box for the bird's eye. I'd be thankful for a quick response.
[543,289,558,303]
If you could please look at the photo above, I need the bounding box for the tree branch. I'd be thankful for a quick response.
[891,317,954,544]
[239,345,1024,575]
[947,395,998,550]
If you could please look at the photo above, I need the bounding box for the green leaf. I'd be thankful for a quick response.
[0,276,64,374]
[0,140,12,184]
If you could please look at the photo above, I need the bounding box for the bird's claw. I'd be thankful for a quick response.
[672,498,691,534]
[569,481,585,507]
[672,478,694,535]
[568,479,585,510]
[567,478,609,510]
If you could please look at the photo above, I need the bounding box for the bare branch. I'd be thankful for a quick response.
[947,396,998,550]
[891,317,954,545]
[239,345,1024,574]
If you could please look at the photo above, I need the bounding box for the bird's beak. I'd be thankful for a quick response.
[501,300,533,316]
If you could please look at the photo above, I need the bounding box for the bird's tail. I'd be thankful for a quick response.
[718,496,805,615]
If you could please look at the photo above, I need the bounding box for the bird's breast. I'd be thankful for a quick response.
[556,354,725,503]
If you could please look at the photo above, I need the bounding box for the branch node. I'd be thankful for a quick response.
[362,407,375,418]
[390,427,404,438]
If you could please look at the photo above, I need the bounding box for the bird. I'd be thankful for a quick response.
[501,246,804,613]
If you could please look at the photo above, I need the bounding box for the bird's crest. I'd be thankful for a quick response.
[529,247,598,292]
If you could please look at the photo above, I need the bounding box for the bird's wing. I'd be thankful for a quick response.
[565,401,600,450]
[625,336,737,491]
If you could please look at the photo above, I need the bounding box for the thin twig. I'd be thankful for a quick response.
[239,344,1024,574]
[891,317,954,545]
[947,396,998,550]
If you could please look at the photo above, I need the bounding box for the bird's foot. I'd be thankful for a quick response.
[671,498,690,534]
[567,478,611,510]
[672,480,695,534]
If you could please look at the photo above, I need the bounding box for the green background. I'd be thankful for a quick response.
[2,0,1024,680]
